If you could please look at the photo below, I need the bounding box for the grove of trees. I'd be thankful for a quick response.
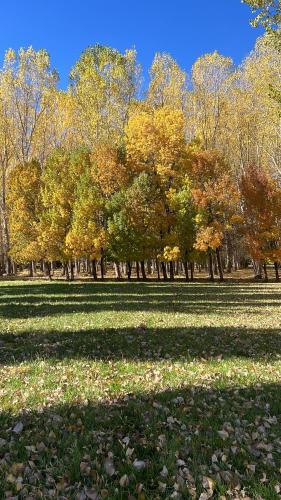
[0,33,280,282]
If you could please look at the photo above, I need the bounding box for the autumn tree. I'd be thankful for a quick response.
[190,150,240,281]
[125,105,189,278]
[38,148,89,279]
[126,105,188,184]
[0,47,58,164]
[91,143,128,198]
[243,0,280,50]
[188,51,234,150]
[70,45,140,148]
[225,36,281,178]
[166,180,197,280]
[0,97,13,274]
[243,0,281,105]
[147,53,187,110]
[0,47,58,273]
[66,169,106,279]
[107,173,168,279]
[240,163,281,281]
[7,160,41,274]
[38,88,79,160]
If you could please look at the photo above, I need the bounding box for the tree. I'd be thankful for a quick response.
[240,163,281,281]
[125,105,189,279]
[0,47,58,272]
[147,53,187,110]
[38,148,89,277]
[126,105,188,186]
[243,1,280,31]
[7,160,41,272]
[243,1,281,102]
[70,45,140,148]
[38,88,79,160]
[224,36,281,178]
[91,143,128,198]
[0,97,13,273]
[190,150,240,281]
[188,51,234,150]
[166,180,197,280]
[0,47,58,164]
[65,169,106,279]
[107,173,168,279]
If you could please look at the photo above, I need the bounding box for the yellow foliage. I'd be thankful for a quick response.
[163,246,181,262]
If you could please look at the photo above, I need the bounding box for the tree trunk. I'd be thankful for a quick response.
[75,259,80,276]
[0,160,11,275]
[47,262,52,280]
[65,262,69,281]
[226,234,233,273]
[114,262,121,280]
[253,260,262,280]
[69,260,74,281]
[274,261,280,282]
[183,261,189,281]
[140,260,146,280]
[263,262,268,282]
[100,254,104,280]
[92,259,98,280]
[45,261,52,280]
[169,261,174,281]
[29,261,33,277]
[161,262,168,281]
[0,254,4,276]
[216,248,224,282]
[136,261,140,280]
[208,251,214,281]
[156,260,160,280]
[127,261,132,280]
[12,261,17,275]
[214,258,218,275]
[190,261,194,281]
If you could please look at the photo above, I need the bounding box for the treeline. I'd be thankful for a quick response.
[0,36,280,281]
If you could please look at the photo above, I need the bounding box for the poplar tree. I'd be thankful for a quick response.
[7,160,41,271]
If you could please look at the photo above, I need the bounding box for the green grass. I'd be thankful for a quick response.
[0,280,281,499]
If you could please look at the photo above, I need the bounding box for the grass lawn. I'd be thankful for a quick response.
[0,280,281,499]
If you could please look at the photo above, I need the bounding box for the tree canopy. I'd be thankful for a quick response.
[0,37,280,282]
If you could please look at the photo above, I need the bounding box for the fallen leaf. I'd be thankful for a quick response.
[133,459,146,471]
[104,457,115,476]
[12,422,23,434]
[119,474,129,487]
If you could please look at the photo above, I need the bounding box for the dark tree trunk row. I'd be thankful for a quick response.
[1,255,280,282]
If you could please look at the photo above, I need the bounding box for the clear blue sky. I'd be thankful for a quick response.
[0,0,263,88]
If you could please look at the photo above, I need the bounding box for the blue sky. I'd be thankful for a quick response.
[0,0,263,88]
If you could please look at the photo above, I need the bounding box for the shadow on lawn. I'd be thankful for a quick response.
[0,281,280,319]
[0,383,281,498]
[1,324,281,364]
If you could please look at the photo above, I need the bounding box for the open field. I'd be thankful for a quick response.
[0,280,281,499]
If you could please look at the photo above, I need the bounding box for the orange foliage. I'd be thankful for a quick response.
[92,144,128,196]
[190,150,240,252]
[240,164,281,262]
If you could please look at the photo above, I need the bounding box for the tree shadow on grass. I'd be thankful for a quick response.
[0,281,280,319]
[1,325,281,365]
[0,383,281,498]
